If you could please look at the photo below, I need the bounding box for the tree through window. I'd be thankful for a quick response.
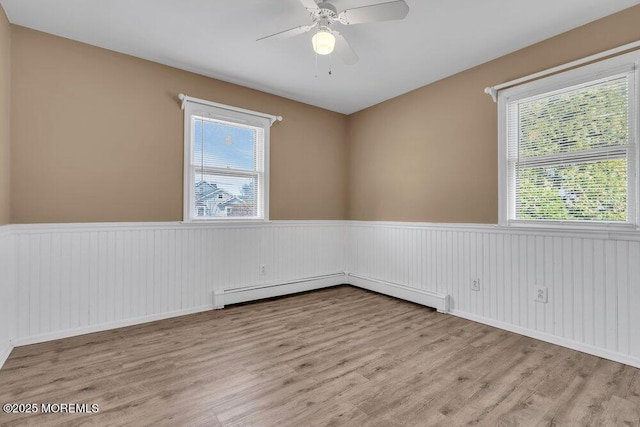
[499,53,638,228]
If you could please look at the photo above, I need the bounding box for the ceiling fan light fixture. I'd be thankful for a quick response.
[312,30,335,55]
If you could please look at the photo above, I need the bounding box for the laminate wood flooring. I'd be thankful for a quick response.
[0,286,639,426]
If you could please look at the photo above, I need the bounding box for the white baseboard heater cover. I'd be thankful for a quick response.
[347,273,450,313]
[215,273,346,308]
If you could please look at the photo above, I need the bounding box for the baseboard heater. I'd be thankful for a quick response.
[347,273,449,313]
[215,272,347,307]
[216,272,450,314]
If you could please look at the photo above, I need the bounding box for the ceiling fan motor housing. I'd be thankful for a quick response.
[312,2,338,24]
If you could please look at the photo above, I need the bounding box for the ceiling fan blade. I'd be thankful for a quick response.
[257,24,316,42]
[333,33,359,65]
[298,0,319,10]
[338,0,409,25]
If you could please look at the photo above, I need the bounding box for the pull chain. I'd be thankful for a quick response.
[200,116,204,184]
[315,48,318,78]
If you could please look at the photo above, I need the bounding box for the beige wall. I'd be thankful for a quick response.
[0,7,9,225]
[9,5,640,224]
[10,26,348,223]
[347,5,640,223]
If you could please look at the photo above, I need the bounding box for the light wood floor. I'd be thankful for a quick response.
[0,286,639,426]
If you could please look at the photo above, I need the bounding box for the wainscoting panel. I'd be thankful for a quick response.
[347,222,640,368]
[11,221,348,346]
[4,220,640,370]
[0,226,16,369]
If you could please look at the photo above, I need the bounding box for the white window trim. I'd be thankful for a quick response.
[181,95,281,223]
[498,50,640,230]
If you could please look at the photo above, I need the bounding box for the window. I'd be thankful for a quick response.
[182,95,279,221]
[499,52,639,228]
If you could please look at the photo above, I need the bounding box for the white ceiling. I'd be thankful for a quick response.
[2,0,640,114]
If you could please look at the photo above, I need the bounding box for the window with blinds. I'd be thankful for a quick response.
[499,54,638,228]
[182,99,271,221]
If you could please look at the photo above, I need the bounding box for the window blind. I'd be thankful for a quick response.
[191,114,264,219]
[181,95,274,222]
[506,73,634,224]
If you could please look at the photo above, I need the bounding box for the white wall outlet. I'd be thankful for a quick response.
[534,286,548,303]
[259,264,266,276]
[471,278,480,291]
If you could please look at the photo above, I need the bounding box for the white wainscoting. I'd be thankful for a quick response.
[10,221,348,347]
[3,220,640,371]
[347,221,640,368]
[0,226,16,369]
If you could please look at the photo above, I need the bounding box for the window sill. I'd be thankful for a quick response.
[181,218,271,226]
[500,219,639,239]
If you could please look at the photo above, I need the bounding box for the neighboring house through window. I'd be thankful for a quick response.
[181,95,280,221]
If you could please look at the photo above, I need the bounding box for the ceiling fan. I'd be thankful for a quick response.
[257,0,410,65]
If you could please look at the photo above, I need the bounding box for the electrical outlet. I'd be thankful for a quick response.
[259,264,266,276]
[471,278,480,291]
[534,286,548,303]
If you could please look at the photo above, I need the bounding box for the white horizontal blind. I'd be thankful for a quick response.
[183,100,270,221]
[506,71,636,225]
[192,115,263,219]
